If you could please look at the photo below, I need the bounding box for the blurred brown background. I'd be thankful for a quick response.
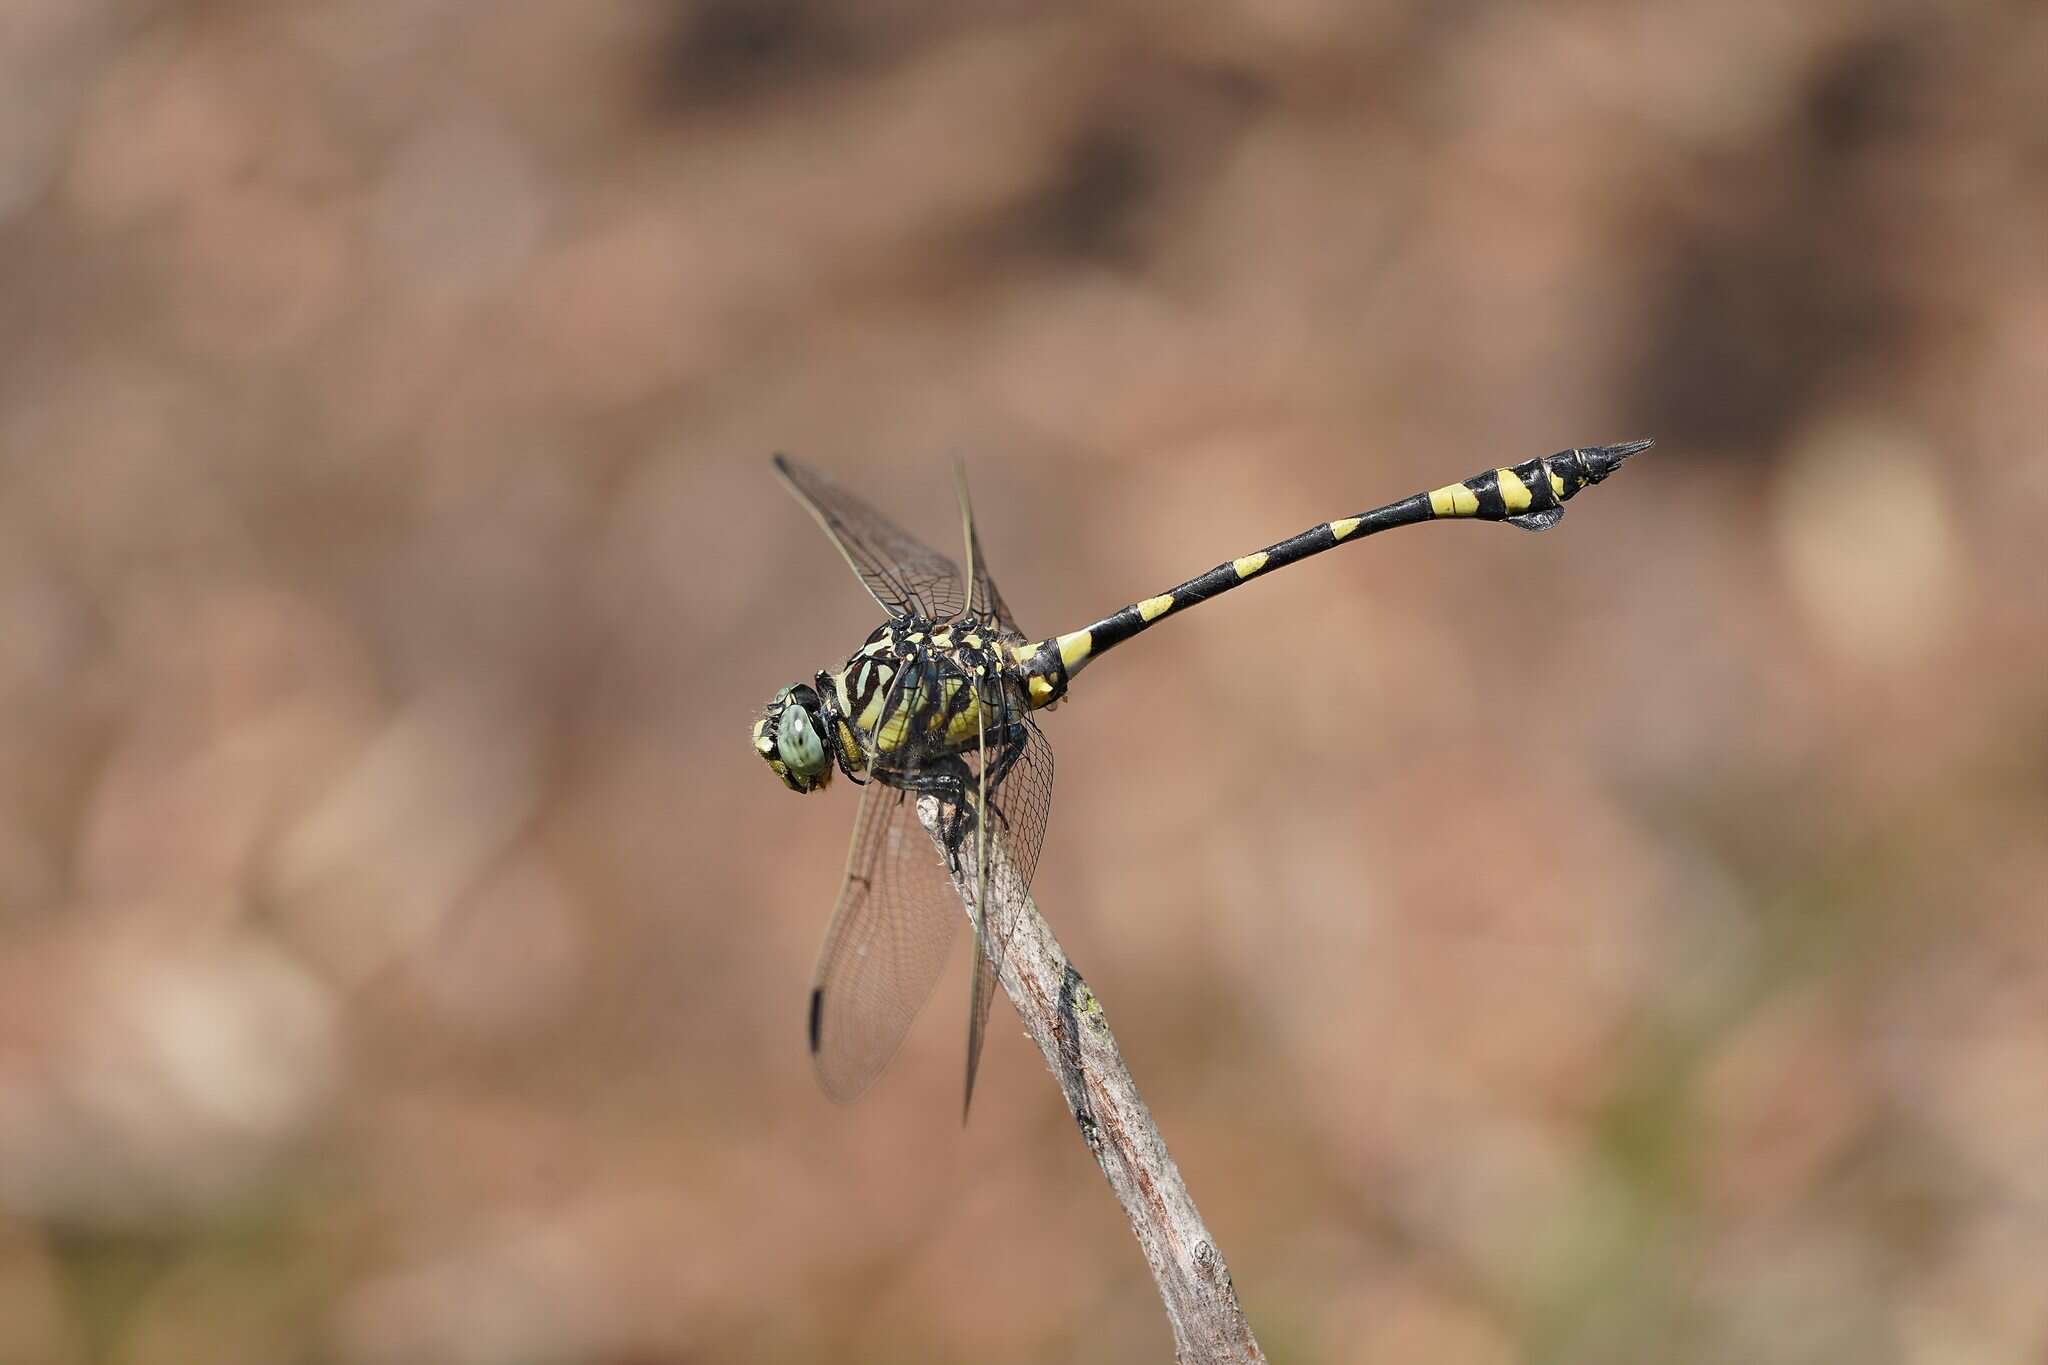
[2,1,2045,1362]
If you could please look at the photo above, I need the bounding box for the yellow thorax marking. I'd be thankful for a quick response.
[943,692,982,743]
[1028,675,1054,704]
[1057,630,1094,667]
[1138,594,1174,622]
[1233,552,1269,578]
[872,669,929,750]
[1330,517,1361,541]
[1496,467,1533,512]
[876,699,914,751]
[1428,482,1480,517]
[1549,467,1568,498]
[963,633,984,647]
[856,687,886,731]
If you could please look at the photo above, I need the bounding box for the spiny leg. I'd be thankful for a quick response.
[946,723,1034,854]
[977,721,1030,833]
[883,724,1031,868]
[885,755,977,860]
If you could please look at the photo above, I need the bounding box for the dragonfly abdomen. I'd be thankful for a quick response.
[1007,441,1653,694]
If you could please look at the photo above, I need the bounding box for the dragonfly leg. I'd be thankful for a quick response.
[885,756,979,865]
[878,718,1030,863]
[979,722,1031,834]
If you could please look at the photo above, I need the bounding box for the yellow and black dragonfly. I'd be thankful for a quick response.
[756,438,1653,1117]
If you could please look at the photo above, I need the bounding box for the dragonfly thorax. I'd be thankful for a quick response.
[755,613,1039,799]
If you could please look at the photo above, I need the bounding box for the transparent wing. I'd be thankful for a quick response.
[774,454,965,621]
[808,777,960,1103]
[961,710,1054,1117]
[953,460,1021,638]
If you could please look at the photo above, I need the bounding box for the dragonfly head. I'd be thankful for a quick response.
[755,683,834,793]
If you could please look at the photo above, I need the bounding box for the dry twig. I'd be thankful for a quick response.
[920,797,1265,1364]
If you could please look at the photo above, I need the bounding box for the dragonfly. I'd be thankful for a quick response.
[756,438,1653,1117]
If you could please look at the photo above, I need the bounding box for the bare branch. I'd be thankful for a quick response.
[919,797,1266,1365]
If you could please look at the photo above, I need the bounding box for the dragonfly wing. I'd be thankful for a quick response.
[963,669,995,1120]
[808,777,961,1102]
[774,454,965,621]
[952,459,1021,636]
[960,710,1053,1118]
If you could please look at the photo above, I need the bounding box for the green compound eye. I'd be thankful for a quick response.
[777,700,827,777]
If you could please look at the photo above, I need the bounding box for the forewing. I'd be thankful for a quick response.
[953,459,1022,637]
[960,711,1054,1117]
[808,778,960,1103]
[774,454,965,621]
